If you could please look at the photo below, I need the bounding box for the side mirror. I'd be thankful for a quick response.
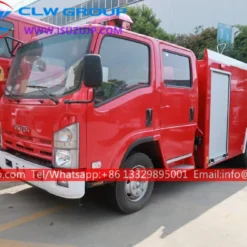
[83,54,103,88]
[36,59,46,72]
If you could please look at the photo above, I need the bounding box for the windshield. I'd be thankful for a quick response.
[5,32,92,98]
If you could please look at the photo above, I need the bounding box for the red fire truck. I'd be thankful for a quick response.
[0,14,246,214]
[0,12,56,96]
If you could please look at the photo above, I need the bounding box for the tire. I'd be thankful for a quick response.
[113,153,154,214]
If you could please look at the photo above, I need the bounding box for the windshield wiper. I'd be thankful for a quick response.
[4,88,20,103]
[26,86,59,104]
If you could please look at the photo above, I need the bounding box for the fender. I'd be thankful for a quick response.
[110,134,168,169]
[121,137,153,165]
[110,135,154,169]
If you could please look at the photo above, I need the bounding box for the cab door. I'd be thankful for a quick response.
[159,44,198,165]
[86,31,156,169]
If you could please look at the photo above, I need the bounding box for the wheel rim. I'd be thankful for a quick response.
[125,165,149,202]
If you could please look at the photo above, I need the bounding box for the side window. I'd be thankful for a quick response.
[162,51,192,87]
[0,20,13,58]
[95,36,149,105]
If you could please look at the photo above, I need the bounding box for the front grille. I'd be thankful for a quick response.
[5,132,52,145]
[16,134,31,141]
[16,144,34,152]
[3,131,53,160]
[40,151,52,157]
[5,141,12,145]
[7,148,53,168]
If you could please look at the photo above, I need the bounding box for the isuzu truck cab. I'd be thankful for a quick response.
[0,14,247,214]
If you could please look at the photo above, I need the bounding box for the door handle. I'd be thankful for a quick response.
[146,109,153,127]
[189,107,195,122]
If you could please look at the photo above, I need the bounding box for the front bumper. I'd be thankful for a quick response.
[0,150,85,199]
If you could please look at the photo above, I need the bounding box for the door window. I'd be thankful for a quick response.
[0,20,13,58]
[163,51,192,87]
[95,36,150,105]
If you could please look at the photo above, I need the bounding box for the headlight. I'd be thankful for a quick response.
[57,129,72,142]
[53,123,79,169]
[54,123,78,149]
[55,150,72,168]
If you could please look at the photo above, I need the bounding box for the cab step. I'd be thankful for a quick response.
[170,164,195,170]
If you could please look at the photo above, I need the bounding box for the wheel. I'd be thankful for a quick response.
[113,153,154,214]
